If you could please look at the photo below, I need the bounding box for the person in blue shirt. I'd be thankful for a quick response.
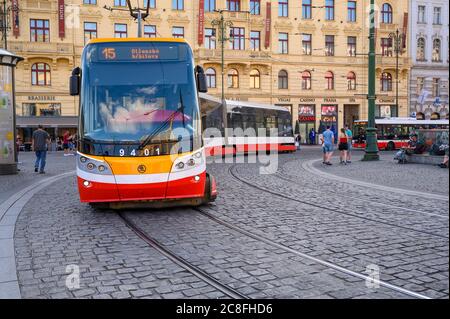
[309,128,316,145]
[345,124,353,163]
[322,126,335,165]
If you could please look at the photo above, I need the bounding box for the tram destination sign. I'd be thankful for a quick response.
[97,43,181,62]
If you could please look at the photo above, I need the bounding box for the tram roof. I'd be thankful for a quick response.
[199,93,290,112]
[354,117,449,125]
[86,38,188,45]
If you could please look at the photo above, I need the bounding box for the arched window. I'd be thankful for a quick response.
[381,72,392,91]
[278,70,288,89]
[205,68,216,88]
[432,39,441,62]
[381,3,393,24]
[325,71,334,90]
[347,72,356,90]
[31,63,51,86]
[250,69,260,89]
[301,71,311,90]
[227,69,239,88]
[417,38,426,61]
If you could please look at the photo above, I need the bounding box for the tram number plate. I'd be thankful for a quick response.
[118,147,160,157]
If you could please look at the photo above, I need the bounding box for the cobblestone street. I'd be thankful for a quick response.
[1,148,448,299]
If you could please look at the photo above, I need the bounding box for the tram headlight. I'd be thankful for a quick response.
[187,158,195,166]
[86,163,96,170]
[98,165,106,172]
[176,162,185,170]
[80,156,88,163]
[194,151,202,159]
[172,149,205,172]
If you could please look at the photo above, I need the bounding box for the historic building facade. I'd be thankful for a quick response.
[409,0,449,120]
[5,0,410,144]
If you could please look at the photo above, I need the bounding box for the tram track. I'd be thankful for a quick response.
[118,212,249,300]
[192,207,431,299]
[228,165,448,240]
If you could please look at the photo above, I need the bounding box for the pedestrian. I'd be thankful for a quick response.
[319,133,326,163]
[32,124,50,174]
[338,128,349,164]
[345,124,353,163]
[322,125,335,165]
[63,131,74,156]
[295,134,301,150]
[309,128,316,145]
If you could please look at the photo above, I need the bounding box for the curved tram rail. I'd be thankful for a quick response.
[118,212,249,299]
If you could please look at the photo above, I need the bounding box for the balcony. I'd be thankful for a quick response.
[8,42,74,55]
[376,55,408,67]
[196,48,271,61]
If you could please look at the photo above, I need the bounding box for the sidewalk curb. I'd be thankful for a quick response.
[302,159,449,201]
[0,171,75,299]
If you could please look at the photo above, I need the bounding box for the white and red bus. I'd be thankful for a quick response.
[352,117,449,150]
[199,93,296,156]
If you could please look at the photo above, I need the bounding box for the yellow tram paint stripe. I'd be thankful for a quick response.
[87,38,187,45]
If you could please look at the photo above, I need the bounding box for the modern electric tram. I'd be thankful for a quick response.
[70,38,217,208]
[199,93,296,156]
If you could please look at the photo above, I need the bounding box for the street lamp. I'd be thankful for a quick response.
[388,29,405,115]
[362,0,379,161]
[211,10,233,145]
[0,49,23,175]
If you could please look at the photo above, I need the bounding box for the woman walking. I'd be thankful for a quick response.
[338,128,349,164]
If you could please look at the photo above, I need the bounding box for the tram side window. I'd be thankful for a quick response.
[277,111,293,137]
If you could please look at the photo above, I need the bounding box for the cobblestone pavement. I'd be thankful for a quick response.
[9,148,449,299]
[0,151,76,205]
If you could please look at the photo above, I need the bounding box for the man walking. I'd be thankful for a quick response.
[345,124,353,163]
[323,125,334,165]
[32,125,50,174]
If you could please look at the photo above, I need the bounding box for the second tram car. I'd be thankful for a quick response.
[70,38,216,208]
[199,93,296,155]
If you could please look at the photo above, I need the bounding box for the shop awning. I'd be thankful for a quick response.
[16,116,78,128]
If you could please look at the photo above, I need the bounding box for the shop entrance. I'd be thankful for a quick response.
[344,104,359,129]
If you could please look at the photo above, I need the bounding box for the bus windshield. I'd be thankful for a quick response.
[79,42,200,152]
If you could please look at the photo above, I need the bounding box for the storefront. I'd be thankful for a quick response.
[320,104,338,138]
[376,98,398,118]
[298,103,316,144]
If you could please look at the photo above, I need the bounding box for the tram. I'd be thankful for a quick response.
[199,93,296,156]
[70,38,217,208]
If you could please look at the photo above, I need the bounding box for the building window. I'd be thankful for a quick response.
[250,69,261,89]
[205,28,216,49]
[83,22,97,45]
[172,0,184,10]
[325,35,334,56]
[206,68,216,88]
[250,0,260,15]
[31,63,51,86]
[302,0,312,19]
[172,26,184,38]
[348,1,356,22]
[418,5,426,23]
[279,0,288,17]
[302,34,312,55]
[278,70,288,89]
[114,24,127,38]
[278,33,288,54]
[205,0,215,12]
[381,3,393,24]
[84,0,97,4]
[227,0,240,11]
[433,7,441,25]
[325,71,334,90]
[30,19,50,42]
[302,71,311,90]
[417,38,426,61]
[416,77,424,94]
[114,0,126,6]
[143,0,156,8]
[144,25,157,38]
[381,38,393,56]
[228,69,239,88]
[432,78,440,96]
[230,27,245,50]
[381,72,392,91]
[432,39,441,62]
[347,36,357,56]
[347,72,356,90]
[325,0,334,20]
[250,31,261,51]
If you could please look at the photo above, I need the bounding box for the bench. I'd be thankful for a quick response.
[405,153,445,165]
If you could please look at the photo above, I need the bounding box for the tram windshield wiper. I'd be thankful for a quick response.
[138,91,186,150]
